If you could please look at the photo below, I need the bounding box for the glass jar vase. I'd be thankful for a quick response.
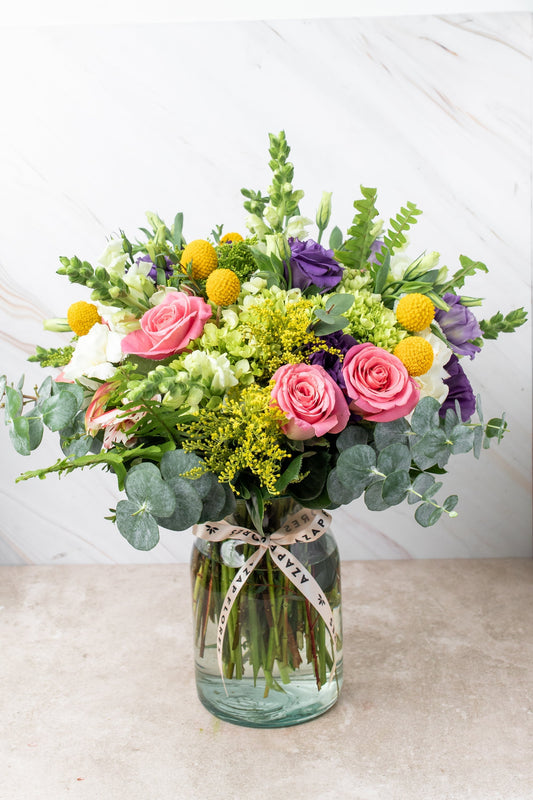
[190,497,343,728]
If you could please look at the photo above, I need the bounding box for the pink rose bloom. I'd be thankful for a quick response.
[271,363,350,441]
[121,292,212,360]
[342,343,419,422]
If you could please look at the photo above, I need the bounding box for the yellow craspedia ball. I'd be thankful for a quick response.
[396,293,435,332]
[67,301,101,336]
[205,269,241,307]
[219,232,244,245]
[180,239,218,280]
[394,336,434,377]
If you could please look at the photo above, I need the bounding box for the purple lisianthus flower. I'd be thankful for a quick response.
[368,239,384,265]
[287,237,343,292]
[439,355,476,421]
[309,330,358,390]
[434,293,482,360]
[135,254,174,283]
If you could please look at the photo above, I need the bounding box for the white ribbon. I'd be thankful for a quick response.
[193,508,338,692]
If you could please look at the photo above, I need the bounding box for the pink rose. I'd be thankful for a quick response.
[271,363,350,441]
[121,292,212,360]
[342,343,419,422]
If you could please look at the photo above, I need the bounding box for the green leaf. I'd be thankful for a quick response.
[324,293,354,315]
[336,425,368,451]
[485,417,507,440]
[172,212,184,248]
[373,249,390,295]
[116,500,160,550]
[125,463,177,518]
[23,411,44,450]
[448,424,475,455]
[364,481,390,511]
[40,391,79,432]
[411,430,449,470]
[156,478,203,530]
[5,386,23,424]
[329,226,343,250]
[382,470,411,505]
[377,443,412,476]
[160,449,203,480]
[38,375,54,400]
[415,502,443,527]
[313,317,350,336]
[373,418,410,450]
[411,396,441,435]
[408,472,435,504]
[336,444,377,494]
[443,495,458,513]
[473,425,483,459]
[9,416,31,455]
[274,454,304,494]
[479,307,527,340]
[327,468,364,505]
[197,478,227,524]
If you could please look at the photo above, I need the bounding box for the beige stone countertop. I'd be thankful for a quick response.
[1,559,532,800]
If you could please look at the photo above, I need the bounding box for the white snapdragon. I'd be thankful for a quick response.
[97,239,130,277]
[62,323,124,381]
[285,215,312,239]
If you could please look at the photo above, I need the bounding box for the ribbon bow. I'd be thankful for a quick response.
[193,508,338,692]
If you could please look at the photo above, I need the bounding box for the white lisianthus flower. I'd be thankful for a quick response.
[414,327,452,404]
[97,239,130,277]
[389,250,440,282]
[265,233,291,261]
[62,323,124,381]
[285,215,312,239]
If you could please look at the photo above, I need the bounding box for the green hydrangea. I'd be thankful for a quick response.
[215,241,258,282]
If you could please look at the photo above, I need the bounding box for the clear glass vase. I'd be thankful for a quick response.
[190,497,343,728]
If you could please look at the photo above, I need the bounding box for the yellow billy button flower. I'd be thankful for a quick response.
[393,336,434,376]
[180,239,218,280]
[67,301,101,336]
[396,293,435,332]
[206,269,241,307]
[219,232,244,244]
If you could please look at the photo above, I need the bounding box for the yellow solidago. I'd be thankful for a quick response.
[67,301,101,336]
[178,384,289,494]
[242,296,318,378]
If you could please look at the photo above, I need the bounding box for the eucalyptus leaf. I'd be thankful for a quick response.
[38,375,54,400]
[53,381,85,407]
[326,468,363,505]
[443,495,458,512]
[324,293,354,315]
[411,430,449,470]
[160,449,203,480]
[116,500,160,550]
[40,391,79,432]
[377,443,412,476]
[155,477,203,530]
[373,418,411,450]
[197,479,227,523]
[124,462,177,518]
[364,481,390,511]
[5,386,23,424]
[23,411,44,450]
[414,502,443,527]
[336,444,377,488]
[336,425,368,451]
[9,416,31,455]
[313,317,350,336]
[408,472,435,504]
[381,470,411,505]
[473,425,483,459]
[448,424,475,455]
[410,396,441,435]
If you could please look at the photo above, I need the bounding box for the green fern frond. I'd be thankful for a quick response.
[376,201,422,264]
[335,186,379,270]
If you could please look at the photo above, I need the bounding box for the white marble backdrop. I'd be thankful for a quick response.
[0,12,530,564]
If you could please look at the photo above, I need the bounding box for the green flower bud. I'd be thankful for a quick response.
[316,191,332,231]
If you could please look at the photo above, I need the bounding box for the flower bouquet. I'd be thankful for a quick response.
[1,131,526,727]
